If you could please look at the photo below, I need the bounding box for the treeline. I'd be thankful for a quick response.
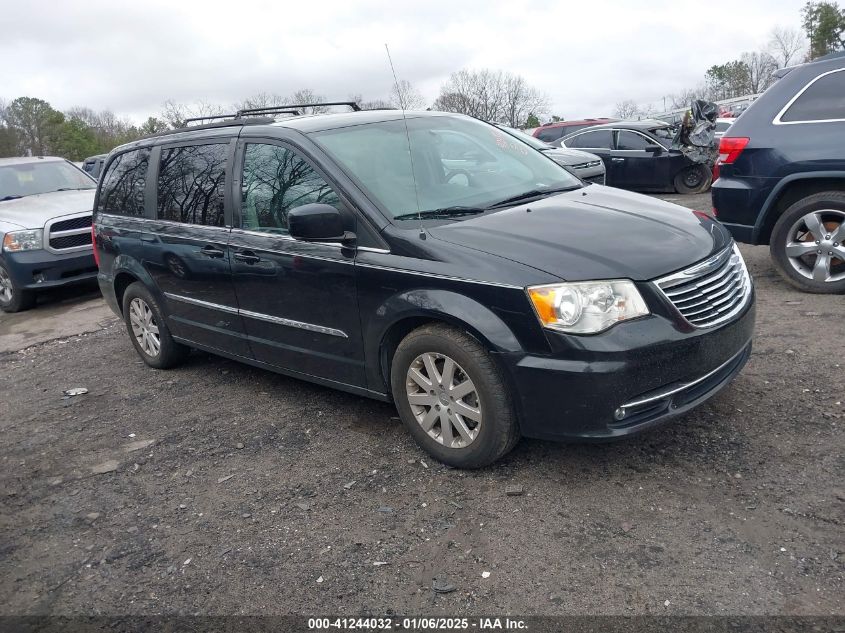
[615,1,844,118]
[0,72,553,161]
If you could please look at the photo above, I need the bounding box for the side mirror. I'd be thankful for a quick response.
[645,144,663,154]
[288,204,354,244]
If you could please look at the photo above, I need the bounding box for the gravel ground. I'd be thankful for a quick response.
[0,193,843,616]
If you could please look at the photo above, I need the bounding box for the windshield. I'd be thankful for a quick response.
[0,161,95,201]
[499,126,551,150]
[311,116,581,221]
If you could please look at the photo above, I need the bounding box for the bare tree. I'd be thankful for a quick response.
[614,99,641,119]
[287,89,329,114]
[741,51,778,93]
[769,26,807,68]
[433,69,548,126]
[235,92,286,111]
[160,100,228,128]
[389,79,426,110]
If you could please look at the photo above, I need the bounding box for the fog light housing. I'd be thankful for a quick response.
[614,407,627,421]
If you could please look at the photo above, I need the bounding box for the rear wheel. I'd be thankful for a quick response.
[390,324,519,469]
[0,261,36,313]
[121,282,189,368]
[770,192,845,294]
[673,164,712,194]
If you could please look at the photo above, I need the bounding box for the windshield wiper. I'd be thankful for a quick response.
[56,187,94,191]
[1,195,23,201]
[486,186,580,209]
[394,206,487,220]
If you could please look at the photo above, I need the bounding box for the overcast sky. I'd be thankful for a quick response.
[1,0,806,122]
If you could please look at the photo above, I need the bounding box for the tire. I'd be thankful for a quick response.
[673,164,712,194]
[390,324,519,469]
[121,281,189,368]
[0,260,36,313]
[769,191,845,294]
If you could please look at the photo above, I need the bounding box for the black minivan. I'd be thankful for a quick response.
[94,108,755,468]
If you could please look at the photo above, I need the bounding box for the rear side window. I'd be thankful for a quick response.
[565,130,613,149]
[616,131,654,150]
[240,143,339,233]
[781,69,845,122]
[97,149,150,217]
[157,143,228,226]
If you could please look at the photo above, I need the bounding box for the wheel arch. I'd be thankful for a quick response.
[754,173,845,245]
[110,256,158,315]
[368,289,525,396]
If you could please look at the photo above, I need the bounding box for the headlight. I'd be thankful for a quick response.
[527,280,649,334]
[2,229,43,252]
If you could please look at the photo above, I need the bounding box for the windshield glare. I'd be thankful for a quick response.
[311,116,581,220]
[0,161,95,200]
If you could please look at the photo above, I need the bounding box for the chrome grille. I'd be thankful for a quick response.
[45,213,93,253]
[655,245,751,328]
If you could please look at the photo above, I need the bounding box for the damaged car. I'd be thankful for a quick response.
[558,106,718,194]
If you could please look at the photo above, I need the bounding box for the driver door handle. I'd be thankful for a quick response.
[200,245,225,258]
[233,251,261,264]
[611,158,625,163]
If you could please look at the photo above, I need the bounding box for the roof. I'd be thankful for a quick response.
[270,109,452,133]
[537,118,617,129]
[0,156,66,166]
[570,119,672,132]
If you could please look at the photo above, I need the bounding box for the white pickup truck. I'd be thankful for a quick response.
[0,156,97,312]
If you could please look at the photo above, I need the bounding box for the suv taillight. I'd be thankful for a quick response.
[718,137,750,164]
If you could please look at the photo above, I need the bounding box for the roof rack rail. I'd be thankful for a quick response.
[182,109,301,127]
[235,101,361,117]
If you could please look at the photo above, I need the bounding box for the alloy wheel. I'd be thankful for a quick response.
[0,267,13,304]
[405,352,481,449]
[784,210,845,283]
[129,297,161,357]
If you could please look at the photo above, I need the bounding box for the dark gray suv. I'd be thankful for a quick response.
[712,51,845,293]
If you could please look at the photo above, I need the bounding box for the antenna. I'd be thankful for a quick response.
[384,43,425,239]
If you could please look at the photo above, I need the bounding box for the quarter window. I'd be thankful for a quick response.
[157,143,228,226]
[565,130,613,149]
[97,149,150,217]
[240,143,339,233]
[781,69,845,122]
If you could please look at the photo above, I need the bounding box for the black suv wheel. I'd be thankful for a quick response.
[770,191,845,294]
[391,324,519,469]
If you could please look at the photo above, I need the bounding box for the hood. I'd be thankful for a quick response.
[542,147,602,166]
[428,185,730,282]
[0,190,95,229]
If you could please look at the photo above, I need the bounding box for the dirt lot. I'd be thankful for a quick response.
[1,193,843,617]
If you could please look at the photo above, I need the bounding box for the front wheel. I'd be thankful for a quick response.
[391,324,519,469]
[0,261,35,313]
[673,164,712,194]
[770,192,845,294]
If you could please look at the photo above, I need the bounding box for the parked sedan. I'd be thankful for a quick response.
[495,125,605,184]
[558,120,712,194]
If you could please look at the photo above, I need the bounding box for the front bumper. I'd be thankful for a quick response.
[1,248,97,290]
[502,291,755,441]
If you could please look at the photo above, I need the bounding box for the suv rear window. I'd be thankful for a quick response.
[535,127,564,142]
[157,143,228,226]
[781,69,845,123]
[97,149,150,217]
